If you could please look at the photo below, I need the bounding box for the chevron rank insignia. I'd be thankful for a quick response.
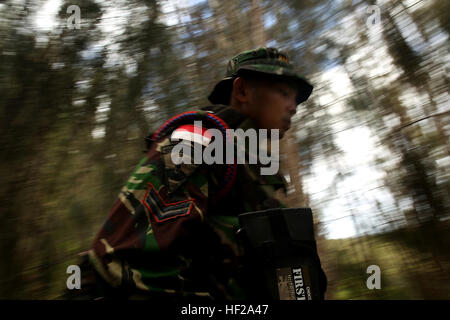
[142,183,194,223]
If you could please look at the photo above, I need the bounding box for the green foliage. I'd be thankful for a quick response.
[324,221,450,299]
[0,0,448,299]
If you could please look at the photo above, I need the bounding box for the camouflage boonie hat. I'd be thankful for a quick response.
[208,47,313,106]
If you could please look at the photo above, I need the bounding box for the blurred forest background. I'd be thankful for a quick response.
[0,0,449,299]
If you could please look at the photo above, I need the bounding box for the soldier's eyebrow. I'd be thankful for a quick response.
[273,80,297,92]
[282,79,298,90]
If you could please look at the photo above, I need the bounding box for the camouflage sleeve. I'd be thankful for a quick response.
[88,133,234,298]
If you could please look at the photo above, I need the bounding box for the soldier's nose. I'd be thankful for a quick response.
[287,101,297,116]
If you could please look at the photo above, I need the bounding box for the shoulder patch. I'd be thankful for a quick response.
[142,183,194,223]
[171,124,213,147]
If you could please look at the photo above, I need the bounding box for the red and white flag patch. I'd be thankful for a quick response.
[171,124,213,147]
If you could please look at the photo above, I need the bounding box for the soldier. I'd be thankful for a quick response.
[71,47,324,300]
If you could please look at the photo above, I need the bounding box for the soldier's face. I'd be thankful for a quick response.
[247,78,298,137]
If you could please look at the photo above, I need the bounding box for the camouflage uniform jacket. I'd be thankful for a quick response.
[87,105,287,299]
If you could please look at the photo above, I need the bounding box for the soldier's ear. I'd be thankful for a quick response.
[232,77,251,103]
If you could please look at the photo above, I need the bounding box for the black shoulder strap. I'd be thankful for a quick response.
[201,105,248,129]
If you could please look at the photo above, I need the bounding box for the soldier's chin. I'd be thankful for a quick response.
[268,128,285,139]
[280,125,290,138]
